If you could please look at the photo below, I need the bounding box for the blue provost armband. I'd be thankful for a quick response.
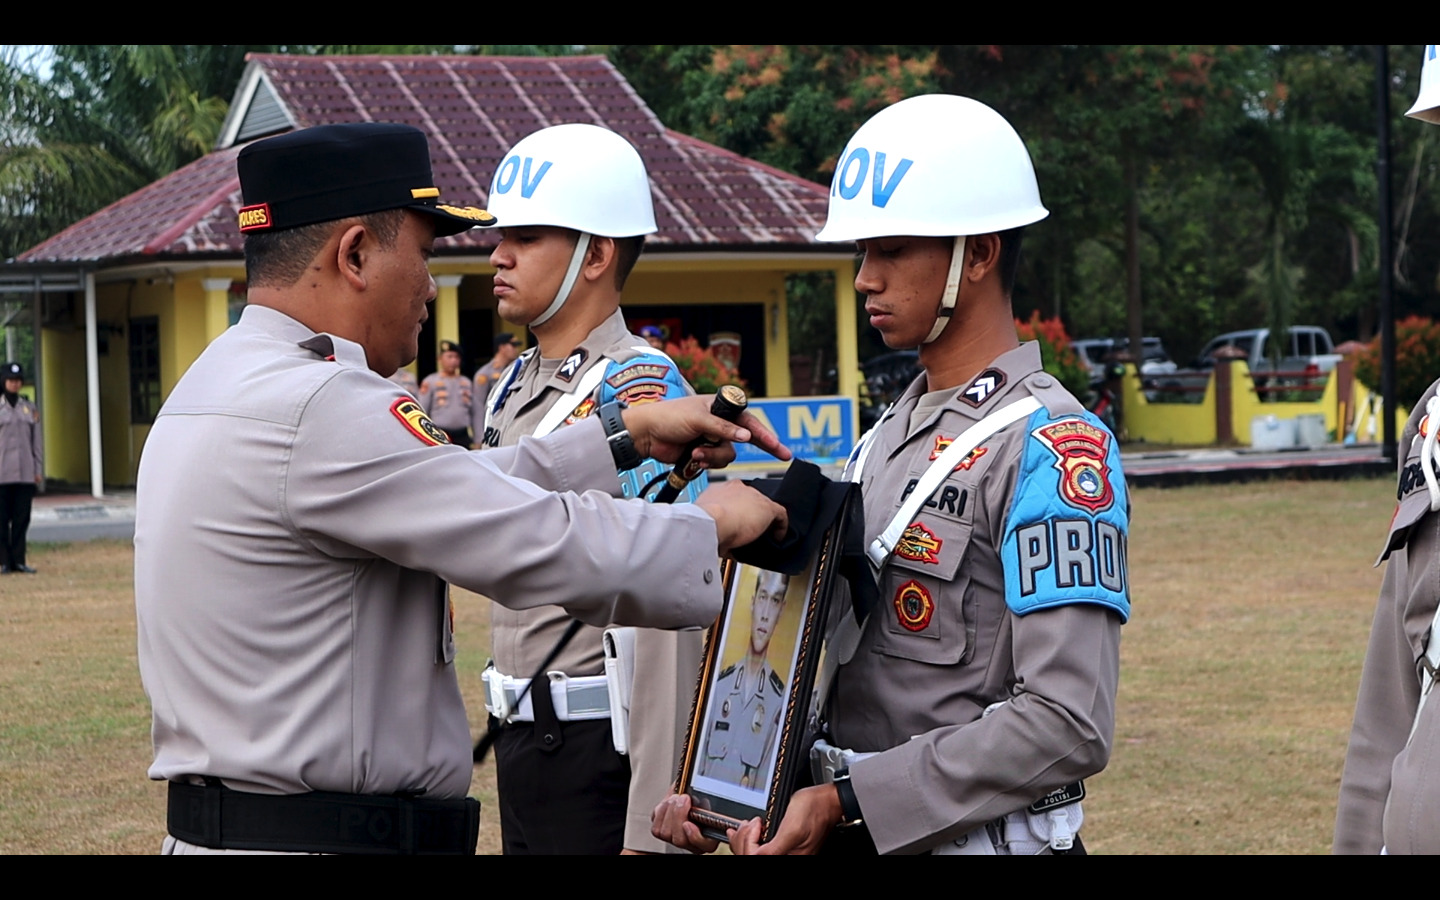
[600,353,707,502]
[1001,410,1130,622]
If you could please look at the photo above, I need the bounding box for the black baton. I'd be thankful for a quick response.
[652,385,748,503]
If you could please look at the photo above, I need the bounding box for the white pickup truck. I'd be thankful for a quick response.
[1195,326,1344,373]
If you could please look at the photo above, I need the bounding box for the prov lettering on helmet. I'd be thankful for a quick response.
[492,155,553,199]
[830,147,914,209]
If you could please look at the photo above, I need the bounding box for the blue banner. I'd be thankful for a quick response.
[732,396,857,468]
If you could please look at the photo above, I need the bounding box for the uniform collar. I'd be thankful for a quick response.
[240,304,372,371]
[891,341,1044,441]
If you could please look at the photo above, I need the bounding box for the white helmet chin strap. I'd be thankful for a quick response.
[529,232,592,328]
[923,235,968,344]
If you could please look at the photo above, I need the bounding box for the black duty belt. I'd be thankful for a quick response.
[168,780,480,855]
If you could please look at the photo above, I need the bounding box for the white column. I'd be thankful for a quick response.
[84,271,103,499]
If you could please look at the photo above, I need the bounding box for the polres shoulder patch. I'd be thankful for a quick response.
[1032,418,1115,514]
[391,397,451,446]
[607,362,671,389]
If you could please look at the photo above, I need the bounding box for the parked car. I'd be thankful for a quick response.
[1155,326,1344,403]
[1072,336,1178,385]
[1192,326,1343,374]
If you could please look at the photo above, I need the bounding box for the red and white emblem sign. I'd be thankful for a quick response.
[894,579,935,632]
[1033,418,1114,514]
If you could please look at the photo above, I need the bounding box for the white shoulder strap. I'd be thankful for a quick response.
[530,363,611,438]
[864,396,1042,575]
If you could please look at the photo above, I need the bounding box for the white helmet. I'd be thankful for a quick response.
[487,123,657,326]
[815,94,1048,343]
[1408,45,1440,125]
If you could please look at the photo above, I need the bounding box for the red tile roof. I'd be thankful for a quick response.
[20,54,831,264]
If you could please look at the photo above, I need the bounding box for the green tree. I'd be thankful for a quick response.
[0,45,263,258]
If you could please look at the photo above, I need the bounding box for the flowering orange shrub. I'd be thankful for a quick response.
[1014,312,1091,398]
[665,337,748,395]
[1354,316,1440,411]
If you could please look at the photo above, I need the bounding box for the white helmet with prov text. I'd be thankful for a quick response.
[486,123,657,237]
[487,123,657,326]
[1408,45,1440,125]
[814,94,1048,243]
[816,94,1048,343]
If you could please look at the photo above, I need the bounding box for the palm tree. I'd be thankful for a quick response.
[0,45,264,259]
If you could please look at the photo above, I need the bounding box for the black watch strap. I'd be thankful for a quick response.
[834,767,864,828]
[598,400,642,471]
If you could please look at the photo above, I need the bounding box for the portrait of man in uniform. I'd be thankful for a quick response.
[694,564,808,801]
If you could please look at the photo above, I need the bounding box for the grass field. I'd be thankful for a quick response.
[0,476,1397,854]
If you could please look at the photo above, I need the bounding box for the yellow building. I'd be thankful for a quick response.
[1,55,855,493]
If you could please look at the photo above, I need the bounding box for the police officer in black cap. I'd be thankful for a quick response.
[0,361,42,574]
[133,123,789,854]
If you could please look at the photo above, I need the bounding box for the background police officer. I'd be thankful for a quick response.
[0,361,42,574]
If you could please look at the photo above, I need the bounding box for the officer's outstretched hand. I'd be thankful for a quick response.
[730,784,841,855]
[621,394,792,470]
[651,794,723,854]
[695,481,788,555]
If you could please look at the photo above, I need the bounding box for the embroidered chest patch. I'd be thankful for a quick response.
[564,397,598,426]
[895,522,942,565]
[391,398,451,446]
[894,580,935,632]
[1033,418,1114,513]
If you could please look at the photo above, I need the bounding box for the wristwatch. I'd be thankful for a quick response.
[598,400,642,471]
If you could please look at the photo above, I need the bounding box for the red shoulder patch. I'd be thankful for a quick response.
[391,397,451,446]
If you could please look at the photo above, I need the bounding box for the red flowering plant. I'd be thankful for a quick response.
[1355,316,1440,412]
[665,337,748,396]
[1014,312,1091,399]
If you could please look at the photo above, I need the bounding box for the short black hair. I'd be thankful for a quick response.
[244,209,405,289]
[997,226,1025,297]
[613,235,645,290]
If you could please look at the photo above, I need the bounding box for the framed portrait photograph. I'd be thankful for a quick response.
[677,523,845,843]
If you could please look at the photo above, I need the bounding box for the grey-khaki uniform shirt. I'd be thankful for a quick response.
[0,394,42,484]
[1336,377,1440,854]
[134,304,721,801]
[829,342,1128,855]
[419,370,474,435]
[482,309,705,851]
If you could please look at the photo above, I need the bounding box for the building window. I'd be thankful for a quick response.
[129,316,161,425]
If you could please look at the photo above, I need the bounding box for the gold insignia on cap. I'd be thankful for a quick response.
[435,204,497,224]
[411,187,441,198]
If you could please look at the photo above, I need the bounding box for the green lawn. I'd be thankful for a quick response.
[0,476,1398,853]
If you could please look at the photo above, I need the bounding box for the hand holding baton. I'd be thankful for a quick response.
[650,385,748,504]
